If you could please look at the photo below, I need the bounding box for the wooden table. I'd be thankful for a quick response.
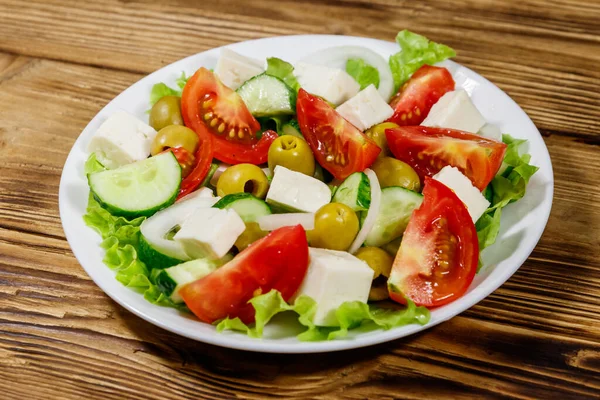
[1,1,599,398]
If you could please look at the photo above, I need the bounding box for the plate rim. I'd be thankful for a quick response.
[59,34,554,353]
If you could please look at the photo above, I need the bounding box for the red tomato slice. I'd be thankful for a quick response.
[296,89,380,180]
[180,225,309,324]
[385,126,507,191]
[181,67,276,164]
[388,178,478,307]
[387,65,455,126]
[177,138,214,199]
[162,147,195,179]
[212,130,278,165]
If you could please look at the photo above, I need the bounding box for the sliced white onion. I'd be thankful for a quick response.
[348,169,381,254]
[209,162,231,187]
[299,46,394,101]
[257,213,315,231]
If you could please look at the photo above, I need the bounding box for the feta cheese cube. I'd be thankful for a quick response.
[266,166,331,213]
[292,248,374,326]
[336,84,394,131]
[433,166,490,222]
[87,111,157,169]
[294,62,360,106]
[422,90,486,133]
[214,48,264,90]
[478,123,502,141]
[174,208,245,259]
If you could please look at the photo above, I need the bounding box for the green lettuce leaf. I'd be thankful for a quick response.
[150,83,180,106]
[475,207,502,252]
[265,58,300,91]
[488,134,539,210]
[216,289,430,341]
[175,71,190,90]
[149,72,190,106]
[84,153,106,174]
[258,116,289,135]
[346,58,380,90]
[475,134,539,262]
[388,30,456,90]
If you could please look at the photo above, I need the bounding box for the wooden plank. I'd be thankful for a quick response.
[0,0,599,140]
[0,52,599,399]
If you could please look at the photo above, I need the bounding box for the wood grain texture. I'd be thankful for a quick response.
[0,1,599,399]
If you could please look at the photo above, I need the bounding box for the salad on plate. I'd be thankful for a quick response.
[82,30,538,341]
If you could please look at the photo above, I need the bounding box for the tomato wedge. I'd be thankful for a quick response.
[177,138,214,199]
[181,67,276,164]
[162,146,195,178]
[386,126,507,191]
[296,89,380,180]
[387,65,455,126]
[388,178,478,307]
[180,225,309,324]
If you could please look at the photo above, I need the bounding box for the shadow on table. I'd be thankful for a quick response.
[119,309,428,379]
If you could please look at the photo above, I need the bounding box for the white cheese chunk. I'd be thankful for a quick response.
[214,48,264,90]
[433,166,490,223]
[336,84,394,131]
[266,166,331,213]
[291,248,374,327]
[87,111,157,169]
[177,187,216,203]
[478,123,502,141]
[422,90,486,133]
[293,62,360,106]
[174,208,245,259]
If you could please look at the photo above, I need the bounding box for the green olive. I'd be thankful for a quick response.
[365,122,398,158]
[355,247,393,279]
[371,157,421,191]
[151,125,200,156]
[308,203,359,251]
[216,164,269,199]
[235,222,268,251]
[268,136,315,176]
[149,96,184,131]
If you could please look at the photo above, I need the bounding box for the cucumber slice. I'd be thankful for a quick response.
[332,172,371,212]
[153,255,232,303]
[139,195,219,269]
[237,74,296,117]
[213,193,272,223]
[281,119,303,138]
[363,186,423,247]
[88,152,181,218]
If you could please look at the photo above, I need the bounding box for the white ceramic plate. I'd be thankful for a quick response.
[59,35,553,353]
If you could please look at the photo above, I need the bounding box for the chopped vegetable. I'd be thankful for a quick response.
[216,289,430,340]
[265,57,300,91]
[388,30,456,90]
[346,58,380,90]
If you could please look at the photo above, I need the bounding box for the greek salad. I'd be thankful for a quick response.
[83,31,538,341]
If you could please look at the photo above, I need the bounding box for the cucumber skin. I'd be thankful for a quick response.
[281,119,303,138]
[237,74,296,117]
[138,234,184,270]
[154,269,178,296]
[87,152,181,219]
[89,187,178,219]
[362,186,423,247]
[213,193,272,222]
[333,172,371,212]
